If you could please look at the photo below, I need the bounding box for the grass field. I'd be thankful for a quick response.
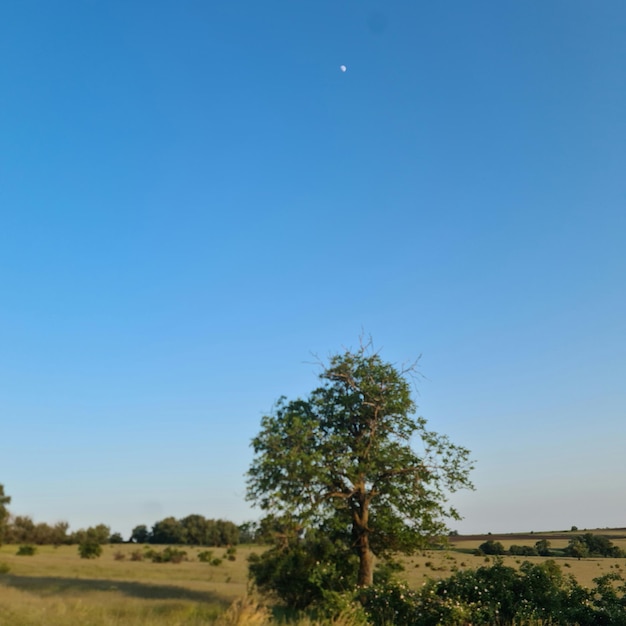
[2,530,626,624]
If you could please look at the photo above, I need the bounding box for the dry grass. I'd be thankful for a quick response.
[2,531,626,624]
[0,543,256,625]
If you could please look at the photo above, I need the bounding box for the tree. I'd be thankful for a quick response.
[0,484,11,545]
[535,539,552,556]
[150,516,187,544]
[247,343,473,588]
[478,540,506,555]
[131,524,150,544]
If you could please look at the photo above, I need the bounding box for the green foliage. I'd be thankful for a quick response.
[0,562,10,574]
[478,540,505,555]
[150,516,188,544]
[78,541,103,559]
[16,544,37,556]
[247,342,473,591]
[131,524,150,543]
[109,532,124,544]
[0,484,11,544]
[197,549,214,562]
[71,524,110,545]
[565,533,625,558]
[145,515,239,545]
[144,546,188,563]
[535,539,552,556]
[5,515,70,545]
[509,544,539,556]
[249,533,358,610]
[358,559,606,626]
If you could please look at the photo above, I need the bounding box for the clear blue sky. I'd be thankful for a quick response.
[1,1,624,537]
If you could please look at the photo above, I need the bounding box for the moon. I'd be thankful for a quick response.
[340,65,347,72]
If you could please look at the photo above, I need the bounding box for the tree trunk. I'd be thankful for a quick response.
[357,535,374,586]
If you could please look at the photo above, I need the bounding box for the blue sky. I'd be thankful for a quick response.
[1,0,624,537]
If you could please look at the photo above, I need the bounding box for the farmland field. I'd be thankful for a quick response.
[2,530,626,624]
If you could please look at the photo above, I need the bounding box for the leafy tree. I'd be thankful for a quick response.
[509,544,539,556]
[131,524,150,543]
[566,537,590,560]
[535,539,552,556]
[478,539,506,555]
[0,484,11,545]
[70,524,110,545]
[247,343,473,588]
[150,516,187,544]
[180,514,210,545]
[566,533,624,558]
[238,521,257,544]
[109,532,124,544]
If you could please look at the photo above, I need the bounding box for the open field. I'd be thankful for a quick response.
[2,530,626,624]
[0,543,254,625]
[401,528,626,588]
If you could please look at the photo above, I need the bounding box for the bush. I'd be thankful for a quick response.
[78,541,102,559]
[17,544,37,556]
[249,535,358,610]
[0,562,10,574]
[145,546,187,563]
[113,550,126,561]
[197,549,214,562]
[130,549,144,561]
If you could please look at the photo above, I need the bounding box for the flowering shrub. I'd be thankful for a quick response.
[360,559,626,626]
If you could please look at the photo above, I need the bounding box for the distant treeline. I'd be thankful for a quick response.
[4,517,113,545]
[3,514,251,546]
[131,515,240,546]
[477,533,626,559]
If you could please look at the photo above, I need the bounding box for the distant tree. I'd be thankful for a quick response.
[535,539,552,557]
[478,540,506,555]
[237,521,257,544]
[70,524,110,545]
[131,524,150,544]
[109,532,124,544]
[150,517,187,544]
[566,538,590,560]
[6,515,35,544]
[247,342,474,588]
[509,544,539,556]
[214,519,239,546]
[5,516,69,545]
[0,484,11,545]
[52,521,70,545]
[566,533,624,558]
[179,514,208,545]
